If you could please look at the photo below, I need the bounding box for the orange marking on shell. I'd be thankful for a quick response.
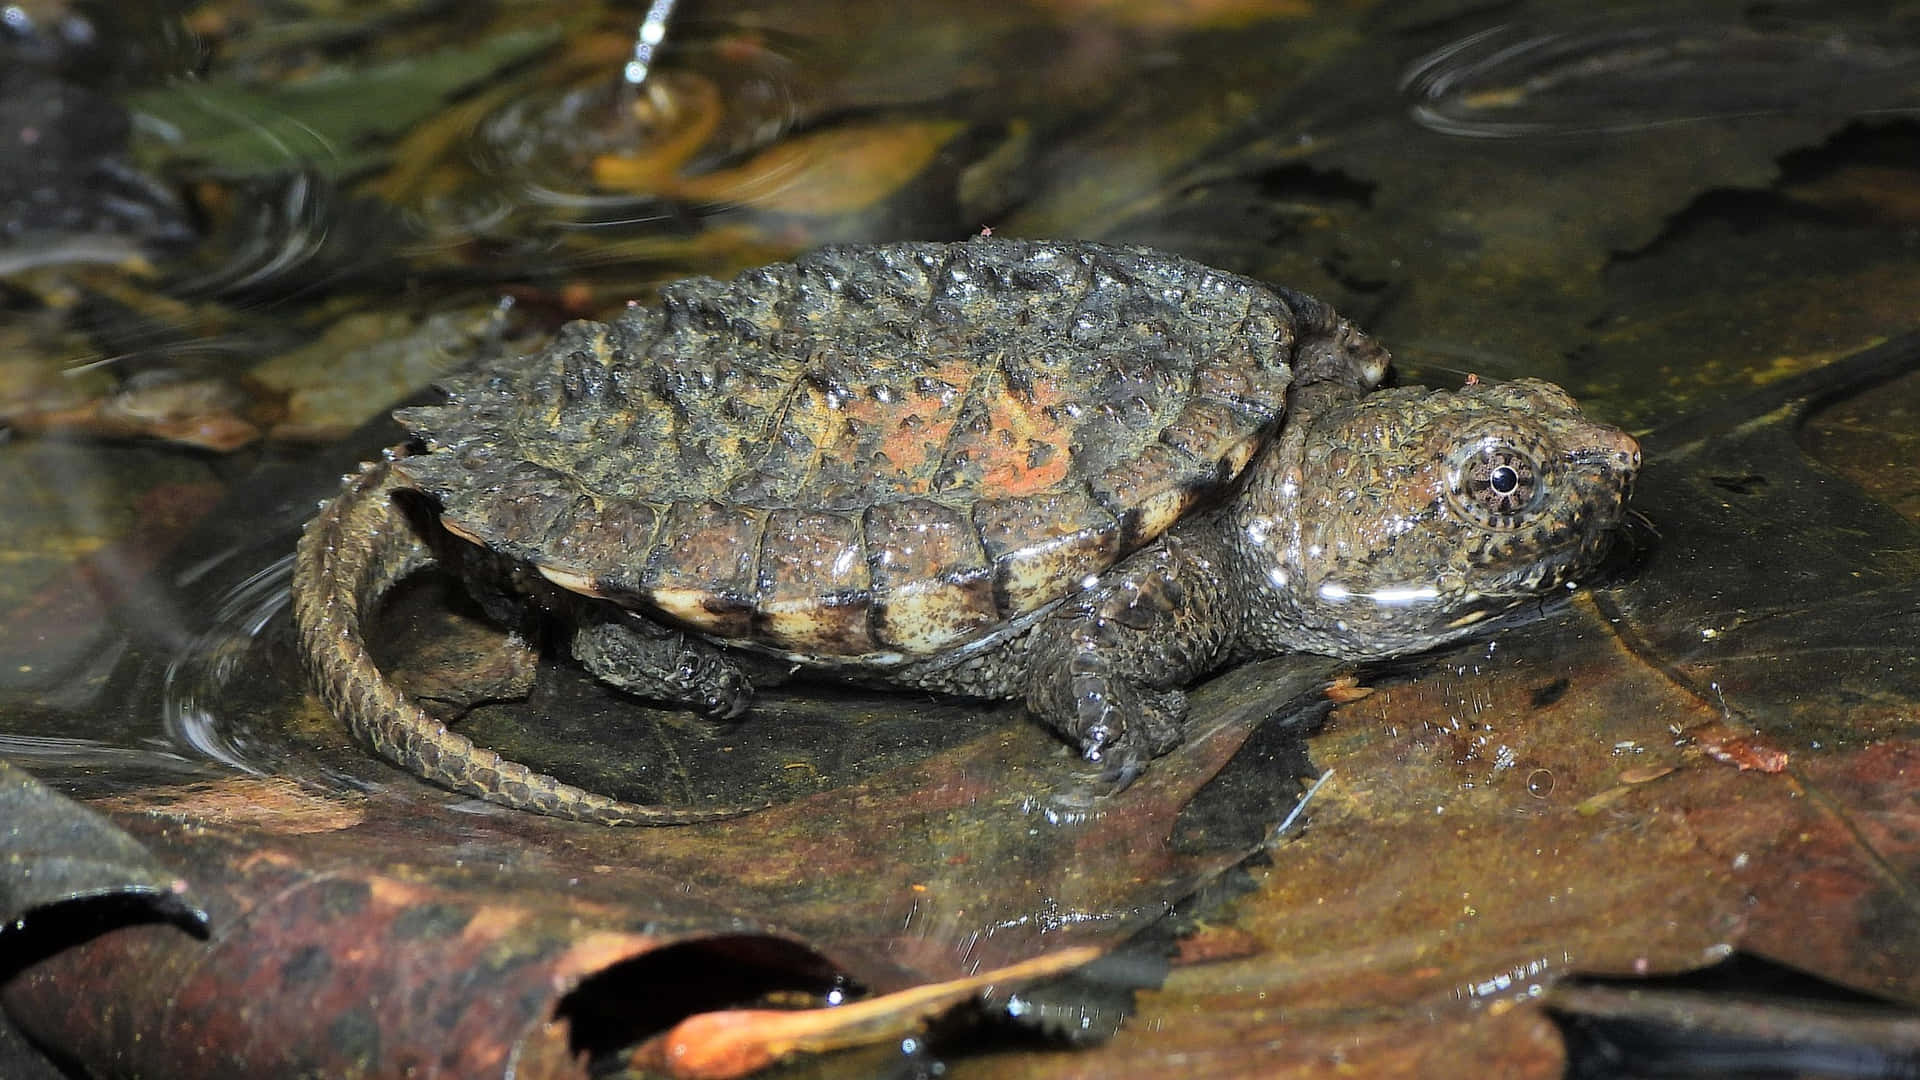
[867,400,960,482]
[795,354,977,492]
[971,379,1075,497]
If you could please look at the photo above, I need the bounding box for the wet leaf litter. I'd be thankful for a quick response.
[3,0,1919,1076]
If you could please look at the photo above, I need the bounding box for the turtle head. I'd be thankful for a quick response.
[1232,377,1640,659]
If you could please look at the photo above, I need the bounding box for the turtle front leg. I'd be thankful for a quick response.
[1024,526,1246,783]
[571,611,755,719]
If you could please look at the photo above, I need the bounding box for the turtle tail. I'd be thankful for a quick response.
[290,455,759,826]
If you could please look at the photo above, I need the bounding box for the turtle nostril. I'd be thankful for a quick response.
[1571,427,1641,473]
[1612,431,1642,469]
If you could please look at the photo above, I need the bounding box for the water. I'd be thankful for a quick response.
[2,0,1918,1076]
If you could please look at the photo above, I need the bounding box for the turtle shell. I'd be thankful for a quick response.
[393,239,1322,662]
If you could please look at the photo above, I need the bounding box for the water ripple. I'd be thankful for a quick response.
[0,733,211,776]
[160,552,295,778]
[1403,18,1920,138]
[452,26,804,233]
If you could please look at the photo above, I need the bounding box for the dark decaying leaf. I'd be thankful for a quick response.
[0,759,207,964]
[908,332,1920,1078]
[0,594,1329,1078]
[3,2,1918,1075]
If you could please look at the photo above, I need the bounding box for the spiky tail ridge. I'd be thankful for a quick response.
[290,455,754,825]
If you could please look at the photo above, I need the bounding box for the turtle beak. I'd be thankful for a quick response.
[1563,423,1641,534]
[1603,426,1641,472]
[1568,424,1641,478]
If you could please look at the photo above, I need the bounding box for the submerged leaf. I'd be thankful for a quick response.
[595,118,968,217]
[129,28,562,180]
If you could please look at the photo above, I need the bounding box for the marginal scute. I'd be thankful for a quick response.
[638,500,766,635]
[394,238,1320,661]
[549,498,665,597]
[1088,441,1220,550]
[753,509,874,653]
[429,459,581,564]
[388,450,466,499]
[863,498,998,653]
[972,489,1122,616]
[391,405,465,448]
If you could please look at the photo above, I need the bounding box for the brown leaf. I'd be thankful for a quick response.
[599,119,969,218]
[91,778,368,836]
[2,825,796,1079]
[633,947,1103,1080]
[3,379,270,451]
[919,595,1773,1077]
[1322,673,1373,703]
[1679,739,1920,1003]
[1686,721,1790,773]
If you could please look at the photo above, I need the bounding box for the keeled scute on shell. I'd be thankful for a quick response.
[394,239,1336,661]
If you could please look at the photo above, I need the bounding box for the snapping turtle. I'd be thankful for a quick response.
[291,238,1639,825]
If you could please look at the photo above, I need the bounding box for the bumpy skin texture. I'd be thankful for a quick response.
[290,239,1640,823]
[1229,378,1640,660]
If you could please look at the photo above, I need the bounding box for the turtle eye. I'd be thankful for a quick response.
[1449,442,1543,527]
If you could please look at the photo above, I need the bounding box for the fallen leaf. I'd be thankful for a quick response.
[0,760,207,945]
[1688,721,1791,773]
[598,119,968,217]
[634,946,1104,1079]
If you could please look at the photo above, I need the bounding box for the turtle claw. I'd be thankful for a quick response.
[1091,750,1146,793]
[1062,682,1187,796]
[692,662,753,720]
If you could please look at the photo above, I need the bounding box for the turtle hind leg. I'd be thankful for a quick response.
[1028,648,1189,787]
[570,611,755,719]
[1022,526,1246,782]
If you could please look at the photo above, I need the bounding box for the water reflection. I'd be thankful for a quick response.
[454,25,802,233]
[2,1,1917,1074]
[1404,18,1920,138]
